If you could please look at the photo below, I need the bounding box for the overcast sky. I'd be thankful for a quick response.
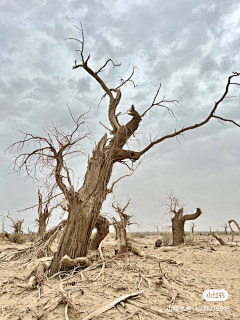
[0,0,240,233]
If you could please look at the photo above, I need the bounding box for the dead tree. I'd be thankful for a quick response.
[89,214,110,250]
[0,216,10,240]
[7,24,240,274]
[6,214,24,233]
[228,219,240,232]
[222,223,228,235]
[190,223,195,240]
[228,220,240,242]
[153,223,161,237]
[37,189,58,236]
[161,191,202,245]
[111,199,133,254]
[209,226,212,235]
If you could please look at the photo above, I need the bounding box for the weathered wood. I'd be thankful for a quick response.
[81,291,142,320]
[211,233,227,245]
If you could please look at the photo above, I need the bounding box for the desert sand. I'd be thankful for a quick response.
[0,233,239,320]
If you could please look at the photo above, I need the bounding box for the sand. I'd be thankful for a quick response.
[0,233,239,320]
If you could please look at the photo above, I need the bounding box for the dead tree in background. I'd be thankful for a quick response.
[112,199,133,254]
[89,214,110,250]
[6,214,24,233]
[153,223,161,237]
[228,220,240,242]
[209,226,212,235]
[161,191,202,245]
[222,223,228,235]
[190,223,195,240]
[36,189,60,236]
[228,219,240,232]
[8,24,240,274]
[0,216,10,239]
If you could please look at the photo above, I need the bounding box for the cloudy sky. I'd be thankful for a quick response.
[0,0,240,233]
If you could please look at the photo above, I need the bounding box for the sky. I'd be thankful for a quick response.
[0,0,240,233]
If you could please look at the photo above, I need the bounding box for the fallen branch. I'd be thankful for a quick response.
[211,233,227,245]
[155,246,173,252]
[126,300,168,317]
[81,291,142,320]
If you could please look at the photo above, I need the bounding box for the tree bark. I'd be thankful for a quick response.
[114,220,128,254]
[37,189,56,237]
[50,135,114,275]
[38,215,48,237]
[89,215,110,250]
[172,208,202,246]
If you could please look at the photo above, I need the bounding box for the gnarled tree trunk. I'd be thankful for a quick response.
[172,208,202,246]
[37,190,57,237]
[114,220,128,254]
[89,214,110,250]
[112,200,132,254]
[50,135,115,274]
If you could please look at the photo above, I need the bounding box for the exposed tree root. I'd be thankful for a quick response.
[16,276,37,289]
[130,244,175,263]
[0,220,67,262]
[211,233,227,245]
[37,281,82,319]
[60,255,91,271]
[156,276,176,303]
[81,291,143,320]
[16,260,51,289]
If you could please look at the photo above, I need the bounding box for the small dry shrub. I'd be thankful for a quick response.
[27,231,38,242]
[161,232,172,245]
[184,236,194,244]
[9,232,26,244]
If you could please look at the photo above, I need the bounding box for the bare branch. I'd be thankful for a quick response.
[212,115,240,127]
[95,59,121,74]
[7,109,92,200]
[141,84,181,118]
[115,65,139,90]
[138,72,240,156]
[182,208,202,222]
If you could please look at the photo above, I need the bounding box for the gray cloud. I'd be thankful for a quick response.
[0,0,240,232]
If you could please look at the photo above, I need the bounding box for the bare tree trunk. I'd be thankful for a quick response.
[114,220,128,254]
[50,135,114,275]
[38,215,48,237]
[172,214,185,245]
[89,215,110,250]
[112,200,132,254]
[191,223,195,241]
[37,190,57,237]
[172,208,202,246]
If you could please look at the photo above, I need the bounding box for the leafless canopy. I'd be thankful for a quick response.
[67,24,240,162]
[8,24,240,201]
[6,110,92,202]
[160,191,186,217]
[111,198,134,227]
